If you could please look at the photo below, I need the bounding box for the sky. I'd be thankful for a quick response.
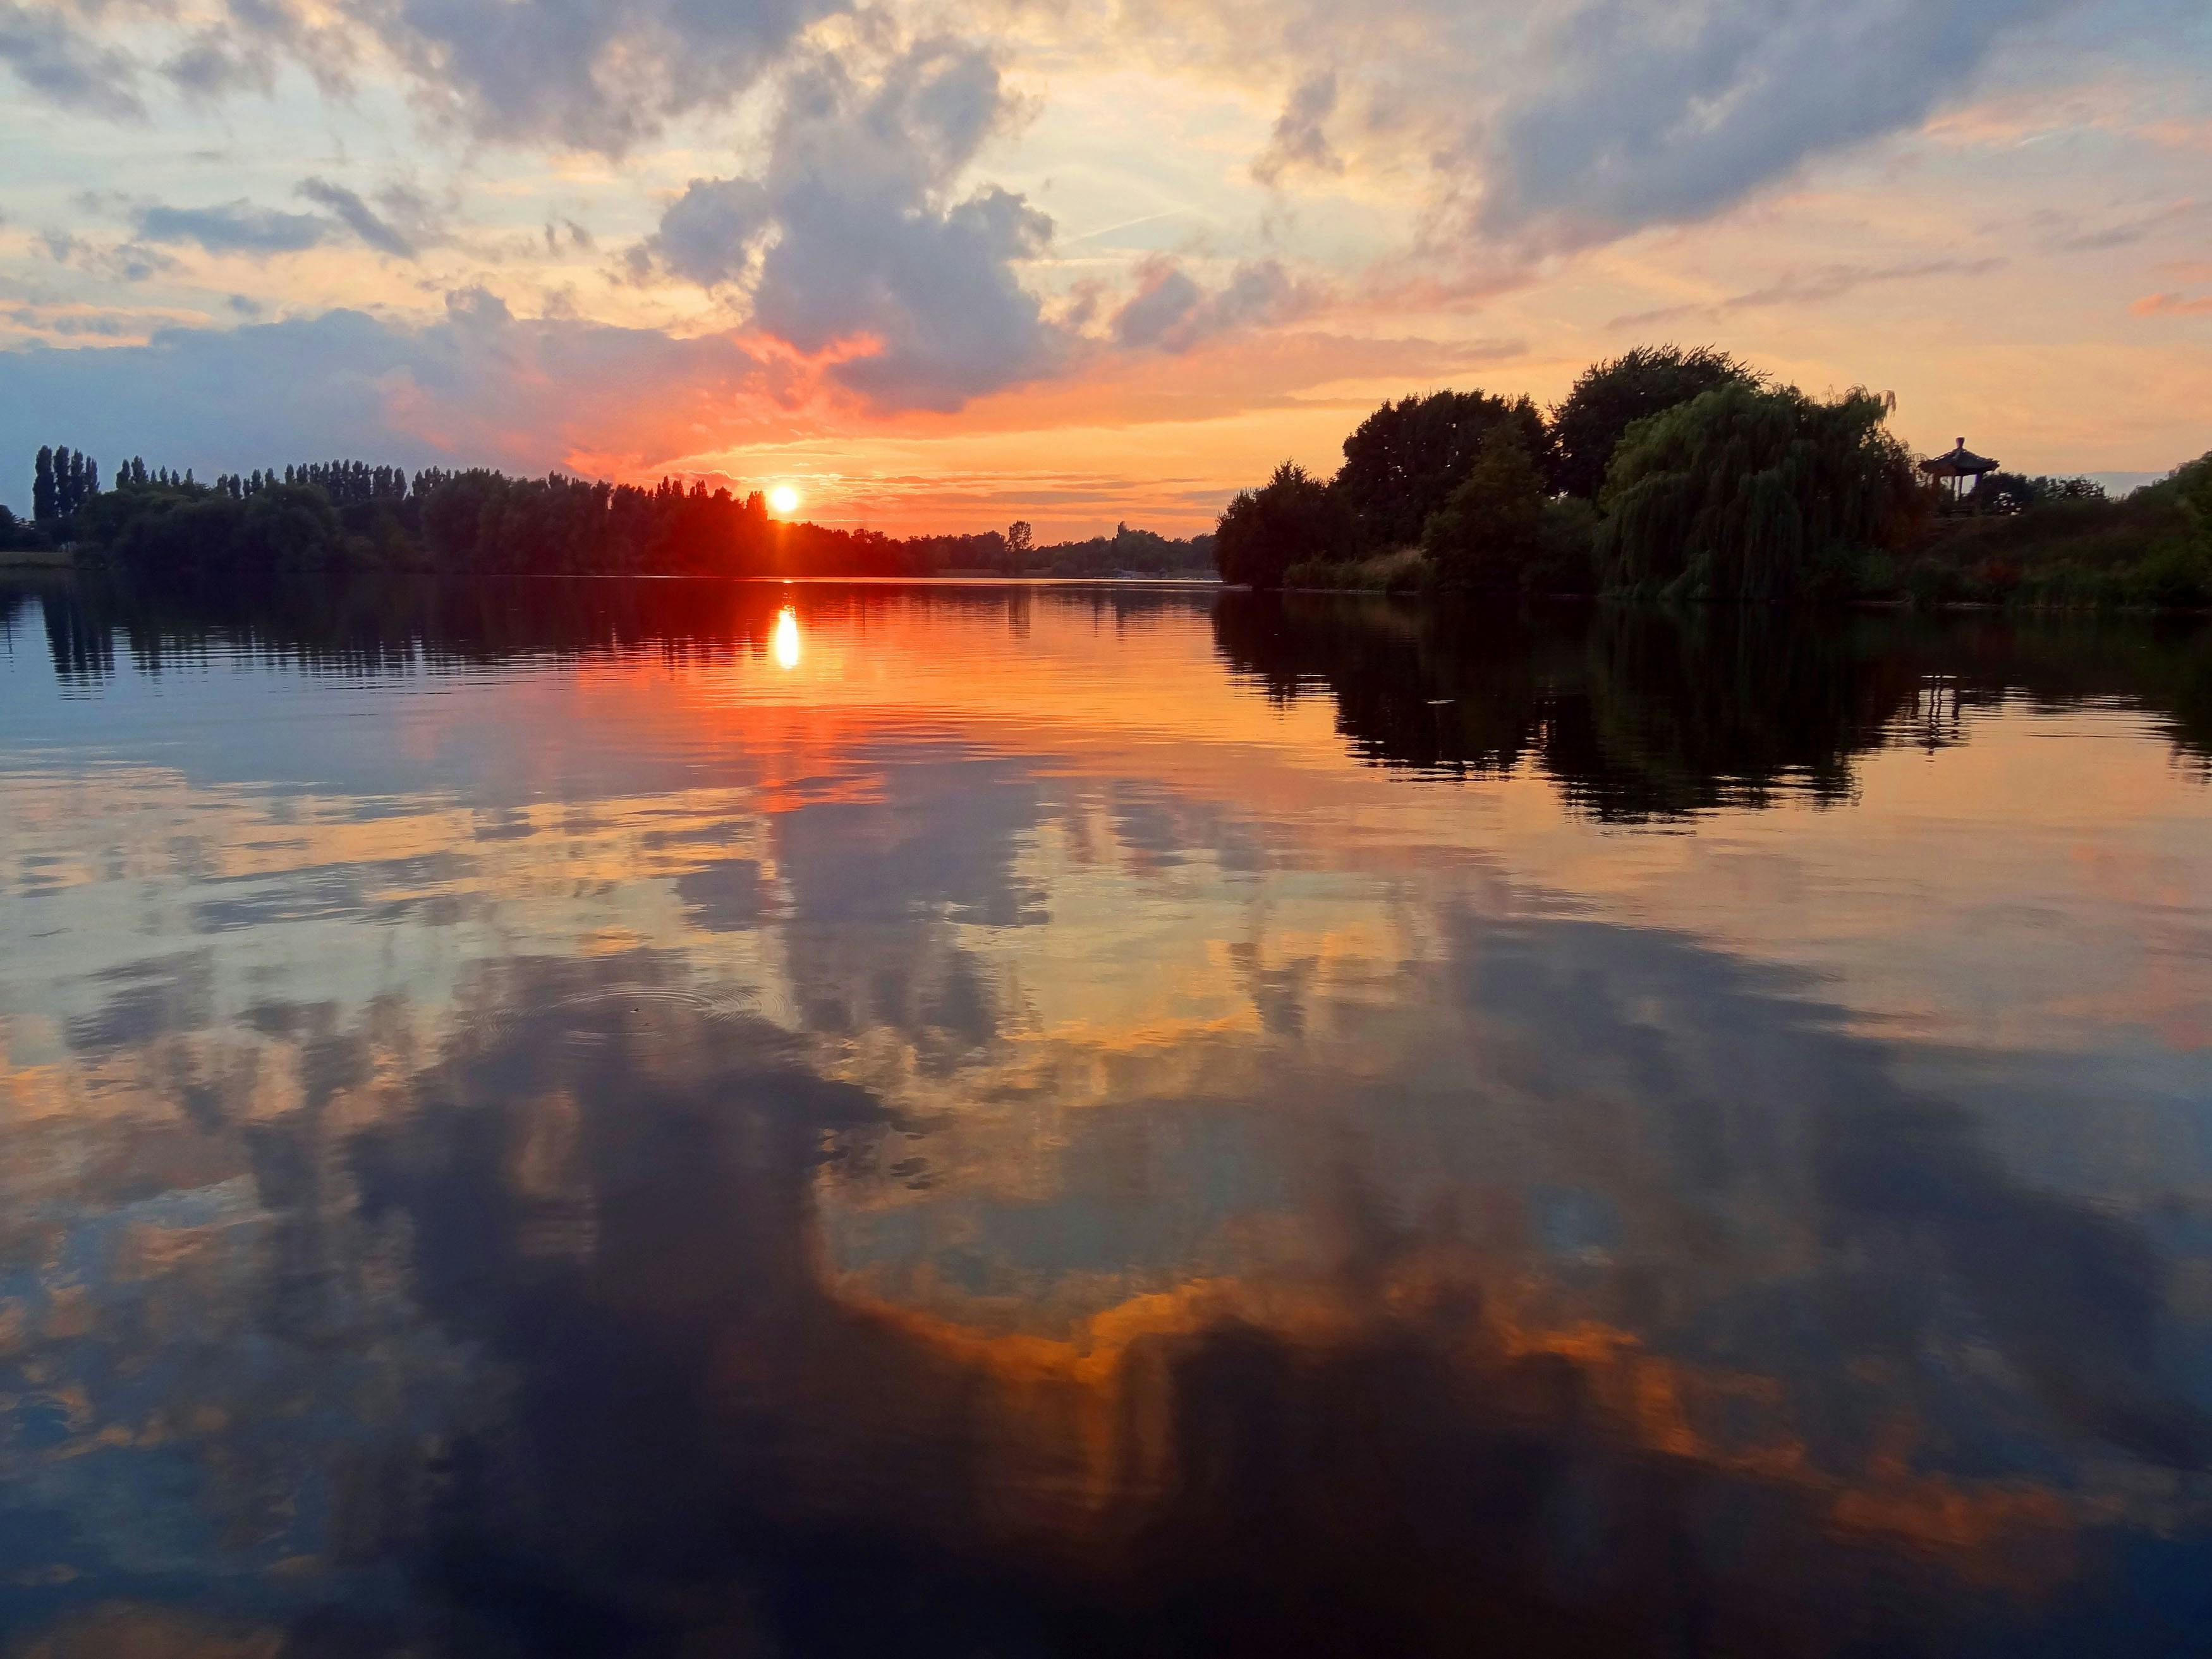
[2,0,2209,537]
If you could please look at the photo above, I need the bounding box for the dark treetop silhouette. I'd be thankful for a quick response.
[1208,346,2212,609]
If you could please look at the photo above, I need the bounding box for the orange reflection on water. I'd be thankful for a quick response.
[2,583,2210,1650]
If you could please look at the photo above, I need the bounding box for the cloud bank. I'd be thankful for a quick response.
[641,40,1064,411]
[1,0,850,152]
[1447,0,2081,248]
[0,293,787,482]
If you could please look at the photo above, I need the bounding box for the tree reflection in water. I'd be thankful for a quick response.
[1211,593,2212,815]
[0,578,2209,1656]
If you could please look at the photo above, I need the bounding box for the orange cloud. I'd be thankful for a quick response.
[2131,291,2212,316]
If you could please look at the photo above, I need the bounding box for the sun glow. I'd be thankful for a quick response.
[772,606,801,670]
[769,485,801,516]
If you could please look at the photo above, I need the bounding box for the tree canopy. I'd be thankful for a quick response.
[1334,391,1548,550]
[1596,383,1923,600]
[1550,346,1756,501]
[1215,463,1356,588]
[1420,429,1548,591]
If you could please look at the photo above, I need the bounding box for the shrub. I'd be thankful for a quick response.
[1281,547,1433,591]
[2130,540,2212,610]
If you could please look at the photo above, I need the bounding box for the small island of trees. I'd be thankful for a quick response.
[1213,346,2212,610]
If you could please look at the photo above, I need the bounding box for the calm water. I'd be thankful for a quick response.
[2,576,2211,1657]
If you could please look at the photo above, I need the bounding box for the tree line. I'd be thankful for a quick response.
[1213,346,2212,609]
[3,451,1213,579]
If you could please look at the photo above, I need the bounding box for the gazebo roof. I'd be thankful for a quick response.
[1920,438,1999,478]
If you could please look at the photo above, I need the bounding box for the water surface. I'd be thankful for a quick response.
[3,578,2211,1656]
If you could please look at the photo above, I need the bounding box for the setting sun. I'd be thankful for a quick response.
[769,485,801,516]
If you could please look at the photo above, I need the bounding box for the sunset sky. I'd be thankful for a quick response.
[3,0,2209,537]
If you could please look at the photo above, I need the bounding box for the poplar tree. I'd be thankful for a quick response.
[33,447,56,521]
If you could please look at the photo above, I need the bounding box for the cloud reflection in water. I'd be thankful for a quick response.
[0,580,2209,1655]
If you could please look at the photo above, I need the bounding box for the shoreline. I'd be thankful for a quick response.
[1258,585,2211,615]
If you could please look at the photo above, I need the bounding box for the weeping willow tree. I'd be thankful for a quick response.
[1595,383,1924,601]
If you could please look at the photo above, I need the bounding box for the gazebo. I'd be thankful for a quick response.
[1920,437,1999,502]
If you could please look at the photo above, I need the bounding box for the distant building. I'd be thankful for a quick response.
[1919,438,1999,502]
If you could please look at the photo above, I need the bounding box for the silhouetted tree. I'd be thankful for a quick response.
[1215,462,1357,588]
[33,446,56,521]
[1421,428,1548,591]
[1334,391,1548,550]
[1006,521,1034,571]
[1550,346,1756,500]
[1597,383,1922,600]
[1970,471,2107,513]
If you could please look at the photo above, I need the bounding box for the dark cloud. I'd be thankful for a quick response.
[0,295,780,480]
[1466,0,2075,248]
[1110,263,1203,348]
[297,175,430,258]
[544,217,596,255]
[367,0,848,152]
[114,183,437,261]
[0,0,143,117]
[1253,70,1340,186]
[162,27,277,97]
[645,176,772,288]
[40,229,181,283]
[133,199,331,254]
[1,301,148,337]
[5,0,842,152]
[642,42,1064,411]
[1112,258,1312,352]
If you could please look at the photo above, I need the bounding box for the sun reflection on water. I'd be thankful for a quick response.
[1,584,2210,1652]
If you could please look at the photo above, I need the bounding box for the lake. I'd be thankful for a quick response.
[1,576,2209,1656]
